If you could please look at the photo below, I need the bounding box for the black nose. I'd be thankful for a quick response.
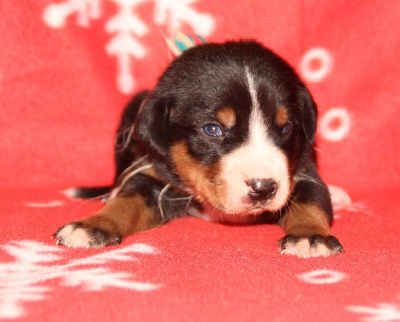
[246,179,278,201]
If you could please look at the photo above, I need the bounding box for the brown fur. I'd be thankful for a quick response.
[217,107,236,129]
[276,107,289,127]
[170,141,226,210]
[281,203,330,237]
[80,195,158,238]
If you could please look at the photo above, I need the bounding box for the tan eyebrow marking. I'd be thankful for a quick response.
[216,107,236,129]
[276,107,289,127]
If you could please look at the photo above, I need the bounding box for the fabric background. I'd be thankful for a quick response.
[0,1,399,321]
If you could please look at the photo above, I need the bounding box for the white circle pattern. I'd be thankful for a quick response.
[300,47,333,83]
[320,108,351,142]
[297,269,347,285]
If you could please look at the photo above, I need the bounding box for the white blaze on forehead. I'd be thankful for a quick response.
[217,67,291,215]
[246,66,260,113]
[246,67,270,159]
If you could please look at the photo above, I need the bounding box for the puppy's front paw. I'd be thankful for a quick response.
[278,235,343,258]
[53,222,122,248]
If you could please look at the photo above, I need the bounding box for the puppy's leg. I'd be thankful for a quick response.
[54,174,164,248]
[278,172,344,258]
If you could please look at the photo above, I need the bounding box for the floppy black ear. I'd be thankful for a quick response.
[298,88,318,144]
[135,94,170,158]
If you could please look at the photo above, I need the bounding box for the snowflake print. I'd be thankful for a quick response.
[43,0,215,93]
[43,0,101,28]
[347,303,400,321]
[0,240,159,319]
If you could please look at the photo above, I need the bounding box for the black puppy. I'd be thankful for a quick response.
[54,40,343,257]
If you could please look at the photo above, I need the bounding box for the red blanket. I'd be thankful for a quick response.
[1,1,399,320]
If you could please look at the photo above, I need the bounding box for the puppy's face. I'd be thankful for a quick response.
[136,41,317,218]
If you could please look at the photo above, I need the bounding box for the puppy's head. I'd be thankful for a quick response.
[136,41,317,218]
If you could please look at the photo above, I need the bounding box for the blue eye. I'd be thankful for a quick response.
[281,122,293,136]
[204,124,223,137]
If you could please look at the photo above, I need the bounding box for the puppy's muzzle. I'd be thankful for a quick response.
[246,178,278,201]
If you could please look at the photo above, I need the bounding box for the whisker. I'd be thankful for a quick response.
[110,164,153,199]
[115,125,135,152]
[116,155,149,185]
[313,146,327,156]
[288,198,302,212]
[294,174,325,188]
[158,183,171,222]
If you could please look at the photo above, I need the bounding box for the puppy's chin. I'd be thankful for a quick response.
[190,202,274,224]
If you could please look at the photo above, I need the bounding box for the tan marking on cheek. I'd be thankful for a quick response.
[276,107,289,127]
[170,142,225,209]
[283,203,331,237]
[217,107,236,129]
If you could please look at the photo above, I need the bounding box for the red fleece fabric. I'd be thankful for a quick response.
[1,1,399,321]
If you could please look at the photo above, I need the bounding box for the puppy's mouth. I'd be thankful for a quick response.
[198,199,281,224]
[222,199,287,216]
[244,203,271,214]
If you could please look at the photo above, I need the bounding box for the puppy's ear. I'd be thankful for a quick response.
[298,88,318,144]
[135,94,171,158]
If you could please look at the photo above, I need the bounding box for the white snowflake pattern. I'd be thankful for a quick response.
[43,0,101,28]
[347,303,400,321]
[0,240,160,319]
[105,0,149,93]
[43,0,215,93]
[153,0,214,35]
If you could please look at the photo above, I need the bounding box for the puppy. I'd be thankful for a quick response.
[54,40,343,258]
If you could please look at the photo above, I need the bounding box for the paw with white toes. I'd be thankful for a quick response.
[278,235,343,258]
[53,222,122,248]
